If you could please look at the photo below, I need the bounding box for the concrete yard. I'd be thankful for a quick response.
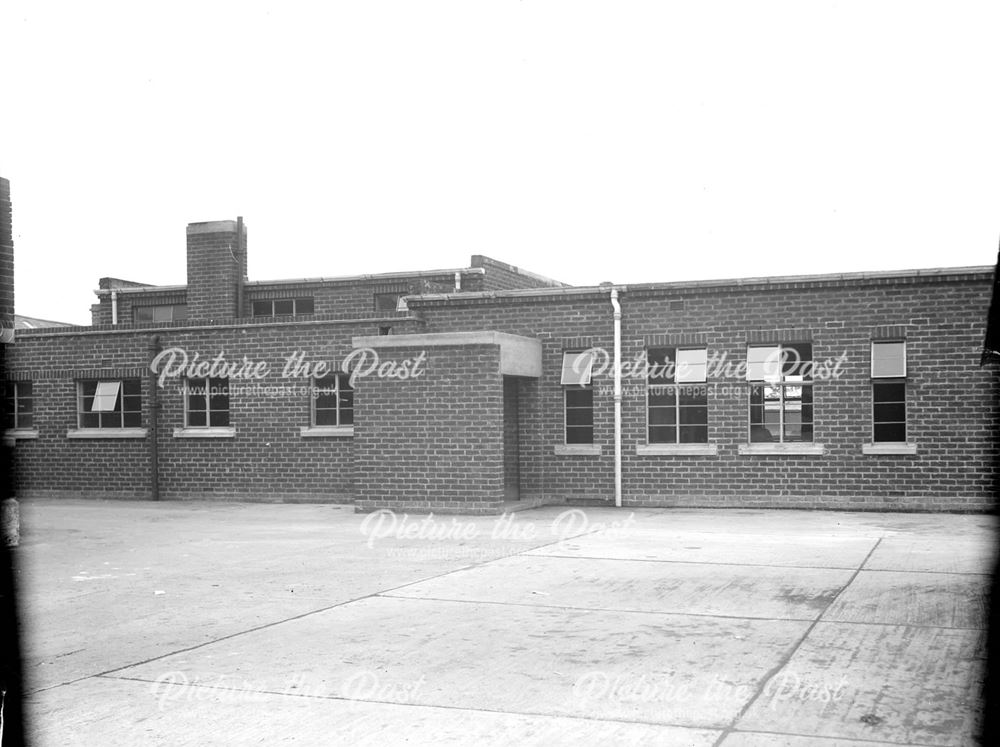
[13,500,995,746]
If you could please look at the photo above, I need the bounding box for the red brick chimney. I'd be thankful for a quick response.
[185,219,247,322]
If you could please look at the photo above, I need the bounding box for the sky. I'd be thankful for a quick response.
[1,1,998,325]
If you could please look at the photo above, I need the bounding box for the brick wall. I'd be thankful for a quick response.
[0,178,13,335]
[9,317,423,501]
[186,221,245,322]
[353,343,504,514]
[408,273,999,511]
[473,255,566,291]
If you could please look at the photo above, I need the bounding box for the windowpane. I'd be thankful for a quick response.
[81,412,100,428]
[565,426,593,444]
[646,348,672,383]
[677,385,707,406]
[123,412,142,428]
[679,406,708,425]
[648,386,674,407]
[564,386,594,444]
[561,351,594,386]
[252,301,272,317]
[782,343,813,379]
[675,349,707,383]
[747,346,781,382]
[173,305,189,321]
[92,381,121,412]
[296,298,314,315]
[565,388,593,408]
[648,425,675,444]
[209,410,230,427]
[874,422,906,442]
[648,407,676,426]
[274,299,294,316]
[679,425,708,443]
[873,382,905,403]
[872,341,906,378]
[339,407,354,426]
[100,411,121,429]
[374,293,403,313]
[315,409,337,426]
[874,402,906,423]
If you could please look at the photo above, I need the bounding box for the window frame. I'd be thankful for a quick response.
[133,304,188,324]
[646,347,709,445]
[183,377,230,428]
[311,373,354,428]
[746,343,814,444]
[561,350,594,445]
[76,378,143,430]
[4,380,34,430]
[870,341,908,444]
[250,297,315,318]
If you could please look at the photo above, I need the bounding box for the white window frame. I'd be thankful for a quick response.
[310,373,353,428]
[747,343,813,444]
[4,380,34,431]
[182,377,230,429]
[870,340,908,446]
[646,347,709,445]
[75,379,142,430]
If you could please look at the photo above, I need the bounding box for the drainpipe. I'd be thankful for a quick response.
[610,288,622,508]
[111,289,118,325]
[235,216,245,318]
[148,335,162,501]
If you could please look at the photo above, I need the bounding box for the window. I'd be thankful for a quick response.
[184,378,229,427]
[3,381,33,430]
[562,351,594,444]
[747,343,813,443]
[133,304,188,323]
[251,298,315,318]
[647,348,708,444]
[374,293,406,314]
[312,374,353,427]
[77,379,142,429]
[872,341,906,442]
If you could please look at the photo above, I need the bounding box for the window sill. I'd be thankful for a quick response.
[636,443,718,456]
[739,443,826,456]
[4,428,39,441]
[554,444,602,456]
[863,442,918,455]
[300,426,354,438]
[172,427,235,439]
[67,428,148,439]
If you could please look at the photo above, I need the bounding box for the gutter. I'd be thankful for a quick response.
[610,288,622,508]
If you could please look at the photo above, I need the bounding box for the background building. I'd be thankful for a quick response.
[5,216,997,513]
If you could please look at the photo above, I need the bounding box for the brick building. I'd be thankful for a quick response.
[4,215,998,513]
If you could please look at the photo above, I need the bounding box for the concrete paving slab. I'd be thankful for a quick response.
[863,535,996,575]
[721,733,926,746]
[114,595,810,729]
[16,500,582,691]
[527,531,877,569]
[821,570,989,629]
[388,554,855,620]
[738,621,984,746]
[27,675,722,747]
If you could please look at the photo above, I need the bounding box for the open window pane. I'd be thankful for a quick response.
[872,341,906,378]
[561,351,594,386]
[675,349,707,383]
[747,346,781,382]
[91,381,121,412]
